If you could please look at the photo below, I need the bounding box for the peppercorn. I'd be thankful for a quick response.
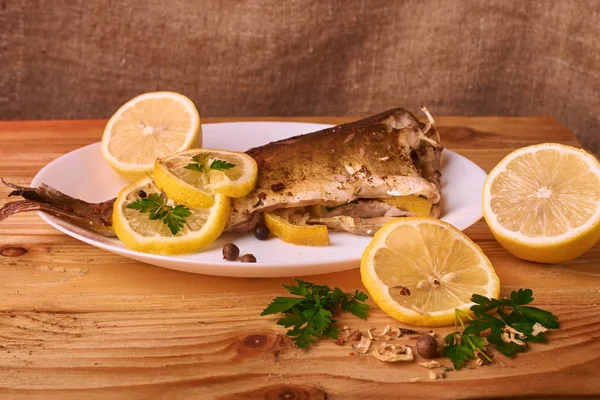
[222,243,240,261]
[416,335,438,358]
[253,224,270,240]
[138,190,147,198]
[240,254,257,263]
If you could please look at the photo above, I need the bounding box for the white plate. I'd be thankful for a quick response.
[31,122,487,278]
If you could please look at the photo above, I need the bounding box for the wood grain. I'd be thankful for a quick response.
[0,116,598,399]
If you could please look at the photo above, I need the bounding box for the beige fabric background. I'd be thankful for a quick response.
[1,0,599,153]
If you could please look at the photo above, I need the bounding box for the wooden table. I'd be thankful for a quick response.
[0,116,598,400]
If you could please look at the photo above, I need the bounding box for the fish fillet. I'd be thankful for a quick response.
[227,107,442,233]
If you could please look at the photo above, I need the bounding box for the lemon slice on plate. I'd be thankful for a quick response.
[101,92,201,182]
[361,218,500,327]
[153,148,258,208]
[265,212,330,246]
[112,177,230,255]
[483,143,600,263]
[384,196,432,217]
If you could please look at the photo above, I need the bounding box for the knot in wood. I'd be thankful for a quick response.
[236,332,283,357]
[263,385,327,400]
[0,246,28,257]
[243,334,267,348]
[235,384,326,400]
[276,389,301,400]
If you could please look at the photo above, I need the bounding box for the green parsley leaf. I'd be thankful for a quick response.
[209,159,236,171]
[276,312,306,328]
[324,324,339,339]
[341,289,370,319]
[510,288,534,305]
[184,152,235,173]
[260,279,370,348]
[442,334,475,370]
[127,193,163,214]
[164,205,191,235]
[510,321,547,343]
[513,305,560,329]
[288,324,318,348]
[261,297,304,315]
[183,163,205,172]
[184,153,210,172]
[126,192,191,235]
[312,307,333,334]
[470,294,502,317]
[486,327,525,357]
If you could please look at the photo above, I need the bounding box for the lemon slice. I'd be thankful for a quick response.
[265,212,330,246]
[101,92,201,182]
[483,143,600,263]
[112,177,230,255]
[153,149,257,208]
[361,218,500,327]
[384,196,432,217]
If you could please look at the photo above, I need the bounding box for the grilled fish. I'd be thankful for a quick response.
[227,106,442,234]
[0,107,442,237]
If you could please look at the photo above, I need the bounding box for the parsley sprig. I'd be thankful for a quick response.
[184,152,235,173]
[261,279,370,348]
[126,192,191,235]
[443,289,559,370]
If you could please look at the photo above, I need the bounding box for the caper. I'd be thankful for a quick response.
[416,335,438,358]
[240,254,257,263]
[138,190,147,198]
[253,224,270,240]
[222,243,240,261]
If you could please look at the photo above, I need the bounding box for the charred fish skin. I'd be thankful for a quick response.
[226,107,442,232]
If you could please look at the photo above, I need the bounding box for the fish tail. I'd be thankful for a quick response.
[1,179,116,237]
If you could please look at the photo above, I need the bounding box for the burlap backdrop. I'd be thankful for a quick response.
[1,0,598,153]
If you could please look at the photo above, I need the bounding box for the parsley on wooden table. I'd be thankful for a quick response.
[126,192,191,235]
[261,279,370,348]
[184,152,236,173]
[443,289,559,370]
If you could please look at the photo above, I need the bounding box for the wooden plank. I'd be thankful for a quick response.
[0,116,598,399]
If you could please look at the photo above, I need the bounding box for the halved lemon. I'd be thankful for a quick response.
[361,218,500,327]
[101,92,201,182]
[112,176,230,255]
[153,149,257,208]
[483,143,600,263]
[265,212,330,246]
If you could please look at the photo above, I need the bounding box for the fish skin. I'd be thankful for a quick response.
[226,107,442,232]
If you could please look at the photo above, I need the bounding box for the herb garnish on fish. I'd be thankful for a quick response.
[184,152,236,173]
[126,193,191,235]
